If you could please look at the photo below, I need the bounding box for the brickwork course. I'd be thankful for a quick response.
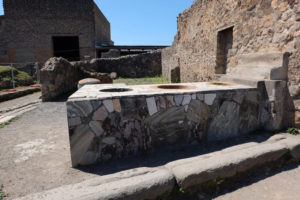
[0,0,112,64]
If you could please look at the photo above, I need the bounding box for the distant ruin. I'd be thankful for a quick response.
[0,0,112,63]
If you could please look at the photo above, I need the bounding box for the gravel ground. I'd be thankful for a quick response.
[0,102,97,200]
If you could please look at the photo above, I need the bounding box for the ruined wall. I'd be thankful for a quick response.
[94,3,112,46]
[41,57,113,101]
[92,50,162,78]
[0,0,111,64]
[41,51,162,101]
[163,0,300,97]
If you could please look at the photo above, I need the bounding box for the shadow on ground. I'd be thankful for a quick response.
[78,132,274,176]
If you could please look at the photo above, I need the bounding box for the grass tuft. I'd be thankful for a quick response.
[0,184,6,200]
[113,75,169,85]
[0,115,22,128]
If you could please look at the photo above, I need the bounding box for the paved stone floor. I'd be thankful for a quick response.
[0,92,41,113]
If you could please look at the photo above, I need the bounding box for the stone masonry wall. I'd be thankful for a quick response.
[91,50,162,78]
[94,3,112,46]
[162,0,300,98]
[67,86,263,166]
[41,51,162,101]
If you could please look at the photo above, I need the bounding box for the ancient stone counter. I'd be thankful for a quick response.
[67,82,260,167]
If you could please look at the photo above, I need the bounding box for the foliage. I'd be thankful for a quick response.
[287,127,299,135]
[0,66,31,81]
[113,75,169,85]
[0,184,5,200]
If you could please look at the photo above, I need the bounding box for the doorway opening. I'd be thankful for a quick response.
[52,36,80,61]
[215,27,233,74]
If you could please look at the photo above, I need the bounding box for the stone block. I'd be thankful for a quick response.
[70,125,95,167]
[170,142,288,189]
[89,121,104,137]
[204,93,216,105]
[146,97,158,116]
[92,106,108,121]
[67,101,93,118]
[208,101,240,141]
[15,168,175,200]
[174,94,184,106]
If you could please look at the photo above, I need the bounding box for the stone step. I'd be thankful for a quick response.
[15,134,300,200]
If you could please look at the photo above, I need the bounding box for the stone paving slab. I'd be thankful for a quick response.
[15,168,175,200]
[0,104,39,124]
[14,134,300,200]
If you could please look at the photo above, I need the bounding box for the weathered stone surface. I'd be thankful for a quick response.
[174,95,184,106]
[67,83,271,166]
[68,117,81,127]
[246,91,259,104]
[80,152,98,166]
[77,78,100,89]
[204,93,216,106]
[166,96,175,106]
[102,137,116,145]
[182,95,192,105]
[91,100,102,110]
[156,96,167,111]
[187,100,211,124]
[113,99,121,113]
[92,106,108,121]
[192,94,197,100]
[120,97,148,120]
[89,121,104,137]
[91,50,162,78]
[67,101,93,117]
[280,136,300,160]
[41,58,112,101]
[146,97,158,116]
[145,106,189,147]
[197,93,204,101]
[70,124,95,167]
[208,101,240,141]
[15,168,175,200]
[103,99,114,113]
[170,142,288,189]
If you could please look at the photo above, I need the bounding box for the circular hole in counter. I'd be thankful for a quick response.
[153,85,196,90]
[100,88,133,93]
[208,82,234,86]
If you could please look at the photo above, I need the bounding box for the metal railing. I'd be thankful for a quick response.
[0,62,41,89]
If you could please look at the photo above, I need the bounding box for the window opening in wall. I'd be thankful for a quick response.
[216,27,233,74]
[52,36,80,61]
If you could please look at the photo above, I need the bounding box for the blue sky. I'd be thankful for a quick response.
[0,0,194,45]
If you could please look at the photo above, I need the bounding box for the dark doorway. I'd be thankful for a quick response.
[216,27,233,74]
[52,36,80,61]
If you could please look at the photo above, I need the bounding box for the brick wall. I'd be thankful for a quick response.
[0,0,111,64]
